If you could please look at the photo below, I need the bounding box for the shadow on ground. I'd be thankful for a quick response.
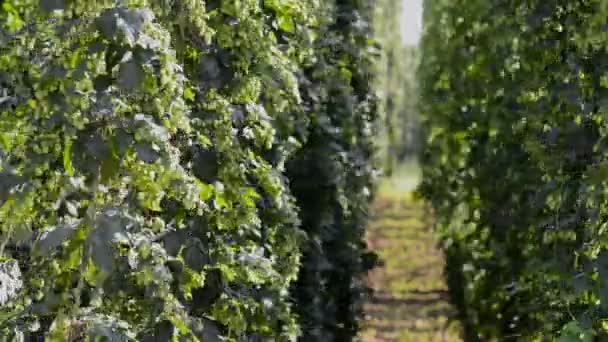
[360,166,462,341]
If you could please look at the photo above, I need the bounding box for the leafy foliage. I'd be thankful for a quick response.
[373,0,420,174]
[420,0,608,340]
[287,0,379,340]
[0,0,378,340]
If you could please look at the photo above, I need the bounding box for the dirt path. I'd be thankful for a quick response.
[360,190,462,341]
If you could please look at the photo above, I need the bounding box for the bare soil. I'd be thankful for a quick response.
[360,193,462,342]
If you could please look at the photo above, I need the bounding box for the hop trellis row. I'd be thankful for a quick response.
[421,0,608,340]
[0,0,378,340]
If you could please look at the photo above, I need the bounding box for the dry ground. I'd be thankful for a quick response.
[360,164,462,342]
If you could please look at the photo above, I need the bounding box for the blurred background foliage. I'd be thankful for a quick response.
[373,0,421,177]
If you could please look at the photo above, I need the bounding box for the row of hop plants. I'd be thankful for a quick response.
[421,0,608,340]
[373,0,420,175]
[0,0,378,340]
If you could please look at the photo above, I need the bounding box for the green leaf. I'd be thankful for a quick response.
[36,223,78,256]
[100,153,120,182]
[118,61,144,90]
[63,139,74,176]
[278,15,294,33]
[184,87,196,101]
[197,181,214,201]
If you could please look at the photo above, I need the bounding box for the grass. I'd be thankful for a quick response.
[360,162,462,342]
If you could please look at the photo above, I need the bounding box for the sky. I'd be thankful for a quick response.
[400,0,423,46]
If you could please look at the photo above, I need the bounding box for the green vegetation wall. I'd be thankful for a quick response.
[421,0,608,340]
[0,0,377,340]
[287,0,378,339]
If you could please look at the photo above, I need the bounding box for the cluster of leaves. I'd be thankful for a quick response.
[373,0,420,174]
[287,0,379,340]
[0,0,378,340]
[420,0,608,340]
